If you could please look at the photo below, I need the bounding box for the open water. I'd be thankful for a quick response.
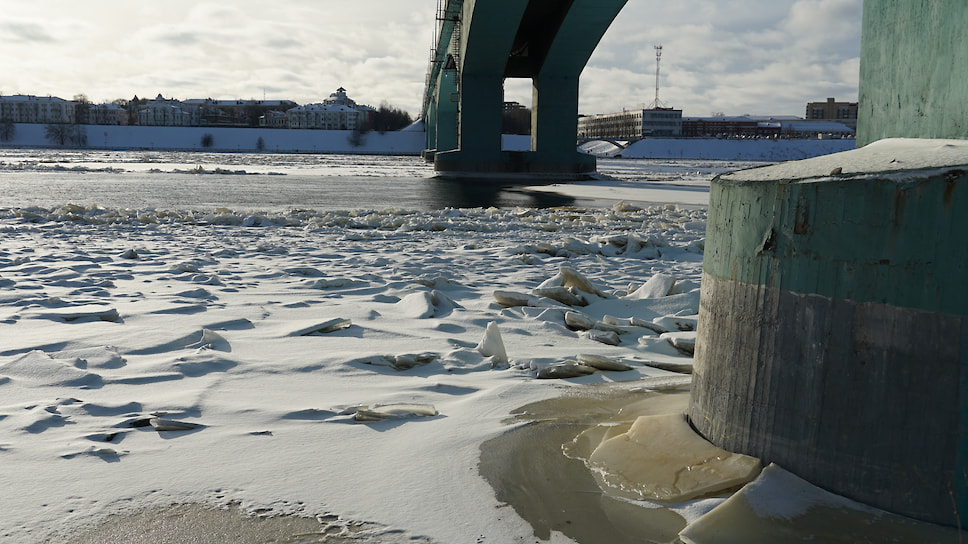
[0,149,740,211]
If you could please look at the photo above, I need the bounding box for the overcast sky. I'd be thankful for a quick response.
[1,0,861,118]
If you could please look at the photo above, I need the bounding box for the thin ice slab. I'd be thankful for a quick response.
[586,413,760,502]
[679,464,963,544]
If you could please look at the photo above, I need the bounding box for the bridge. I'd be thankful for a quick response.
[422,0,627,179]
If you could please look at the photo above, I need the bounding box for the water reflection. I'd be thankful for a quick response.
[421,178,579,209]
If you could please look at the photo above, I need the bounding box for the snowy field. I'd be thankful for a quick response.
[0,150,958,543]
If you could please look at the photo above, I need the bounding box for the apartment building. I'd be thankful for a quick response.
[137,94,200,127]
[0,95,76,124]
[285,88,373,130]
[89,103,128,125]
[805,97,858,129]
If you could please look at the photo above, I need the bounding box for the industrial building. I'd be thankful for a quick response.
[578,107,683,139]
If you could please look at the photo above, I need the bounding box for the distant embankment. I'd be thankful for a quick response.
[2,125,855,162]
[1,123,427,155]
[581,137,856,162]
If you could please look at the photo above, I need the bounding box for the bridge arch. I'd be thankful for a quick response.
[422,0,627,179]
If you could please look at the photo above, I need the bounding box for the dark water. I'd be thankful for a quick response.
[0,150,603,211]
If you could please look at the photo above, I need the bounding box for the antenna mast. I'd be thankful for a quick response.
[649,45,666,109]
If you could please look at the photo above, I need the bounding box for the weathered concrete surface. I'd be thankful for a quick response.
[702,140,968,315]
[690,139,968,526]
[692,274,965,525]
[858,1,968,145]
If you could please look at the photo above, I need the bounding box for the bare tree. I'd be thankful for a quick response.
[0,120,14,142]
[45,124,87,147]
[73,94,91,125]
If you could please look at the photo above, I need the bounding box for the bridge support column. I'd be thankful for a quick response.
[532,74,594,172]
[690,2,968,527]
[427,0,626,180]
[427,67,460,160]
[690,142,968,526]
[434,73,506,173]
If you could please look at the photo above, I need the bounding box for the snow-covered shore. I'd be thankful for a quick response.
[582,136,855,161]
[2,123,853,161]
[1,123,427,155]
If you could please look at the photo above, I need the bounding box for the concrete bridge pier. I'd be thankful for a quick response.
[690,0,968,528]
[689,143,968,527]
[530,74,594,173]
[427,0,626,179]
[434,73,509,175]
[424,65,459,161]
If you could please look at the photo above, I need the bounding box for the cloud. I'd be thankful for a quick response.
[0,22,56,43]
[586,0,862,116]
[3,0,860,118]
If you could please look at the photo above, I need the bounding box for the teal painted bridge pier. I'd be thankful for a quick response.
[422,0,626,179]
[691,0,968,529]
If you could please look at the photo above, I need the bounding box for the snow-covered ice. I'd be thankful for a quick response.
[0,184,707,542]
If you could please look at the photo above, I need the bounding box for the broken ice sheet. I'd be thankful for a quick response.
[679,464,962,544]
[345,404,438,422]
[149,417,203,432]
[289,318,352,336]
[353,352,439,371]
[584,413,760,503]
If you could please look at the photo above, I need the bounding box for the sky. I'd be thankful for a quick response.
[1,0,861,118]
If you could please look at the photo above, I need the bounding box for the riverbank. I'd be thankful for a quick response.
[2,124,854,161]
[582,137,856,161]
[1,123,427,155]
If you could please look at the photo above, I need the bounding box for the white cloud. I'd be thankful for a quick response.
[587,0,862,115]
[1,0,860,118]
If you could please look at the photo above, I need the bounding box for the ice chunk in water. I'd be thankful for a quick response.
[586,413,760,502]
[679,464,962,544]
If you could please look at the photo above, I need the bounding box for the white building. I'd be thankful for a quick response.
[137,94,200,126]
[285,88,372,130]
[259,110,289,128]
[287,104,363,130]
[182,98,298,127]
[0,95,76,124]
[323,87,357,107]
[89,103,128,125]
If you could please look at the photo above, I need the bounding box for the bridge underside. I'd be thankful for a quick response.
[424,0,626,179]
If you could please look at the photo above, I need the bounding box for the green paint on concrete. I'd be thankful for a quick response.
[530,0,625,165]
[858,1,968,145]
[960,318,968,528]
[422,0,462,155]
[454,0,527,158]
[704,142,968,317]
[424,0,625,177]
[696,138,968,526]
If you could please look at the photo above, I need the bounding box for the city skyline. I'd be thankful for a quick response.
[1,0,861,118]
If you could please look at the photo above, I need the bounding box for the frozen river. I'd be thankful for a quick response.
[0,149,750,211]
[1,147,957,544]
